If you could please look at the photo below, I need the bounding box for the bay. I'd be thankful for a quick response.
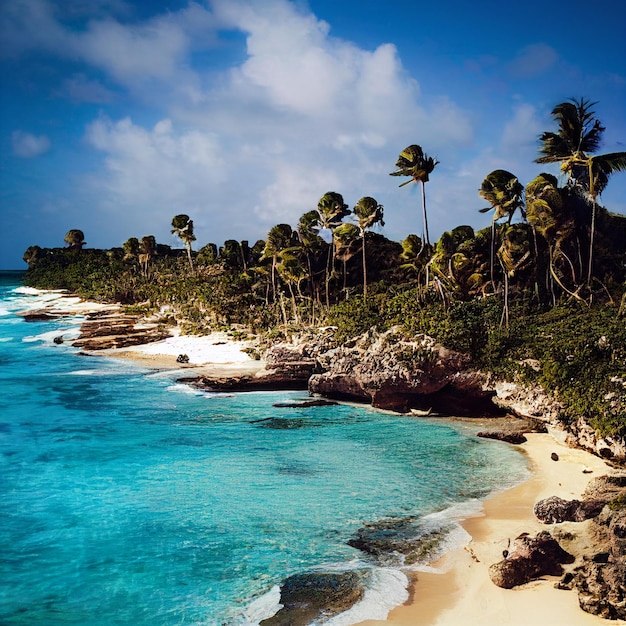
[0,272,528,625]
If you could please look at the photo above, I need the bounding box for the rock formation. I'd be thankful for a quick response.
[533,496,606,524]
[308,326,497,414]
[72,310,171,350]
[488,531,575,588]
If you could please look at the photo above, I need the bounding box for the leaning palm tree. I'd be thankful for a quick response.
[171,214,196,271]
[390,144,438,248]
[535,98,626,288]
[353,196,384,302]
[262,223,296,302]
[315,192,350,306]
[478,170,525,291]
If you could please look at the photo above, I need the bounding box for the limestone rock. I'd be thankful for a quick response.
[308,326,496,414]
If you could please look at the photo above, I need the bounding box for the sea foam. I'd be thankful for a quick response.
[235,584,282,625]
[323,567,409,625]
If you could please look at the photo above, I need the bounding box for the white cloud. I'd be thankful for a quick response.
[12,130,51,158]
[509,43,558,78]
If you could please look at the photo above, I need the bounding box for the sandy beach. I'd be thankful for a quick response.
[94,330,267,378]
[358,432,625,626]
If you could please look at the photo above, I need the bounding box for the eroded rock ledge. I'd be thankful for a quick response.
[308,326,498,415]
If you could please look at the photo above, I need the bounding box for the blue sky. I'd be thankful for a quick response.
[1,0,625,269]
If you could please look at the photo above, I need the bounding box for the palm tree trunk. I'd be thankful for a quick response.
[185,243,194,272]
[362,234,368,303]
[586,199,597,291]
[421,180,430,247]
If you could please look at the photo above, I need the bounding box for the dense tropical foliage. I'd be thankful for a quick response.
[22,99,626,435]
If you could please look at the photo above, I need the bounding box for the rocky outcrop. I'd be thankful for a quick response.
[488,379,564,422]
[488,531,575,589]
[552,476,626,619]
[565,418,626,465]
[308,326,497,414]
[477,431,528,444]
[72,310,171,350]
[260,571,365,626]
[533,496,606,524]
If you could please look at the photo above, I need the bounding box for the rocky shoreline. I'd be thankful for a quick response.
[21,299,626,622]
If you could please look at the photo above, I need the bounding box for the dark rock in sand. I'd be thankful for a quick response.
[477,431,528,444]
[489,530,575,588]
[551,452,559,461]
[259,571,365,626]
[534,496,606,524]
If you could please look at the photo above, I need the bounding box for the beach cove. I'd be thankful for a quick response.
[3,283,625,625]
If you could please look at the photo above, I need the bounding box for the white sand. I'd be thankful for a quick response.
[15,287,118,315]
[358,432,625,626]
[124,330,256,365]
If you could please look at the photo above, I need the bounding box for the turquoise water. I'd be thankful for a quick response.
[0,272,529,625]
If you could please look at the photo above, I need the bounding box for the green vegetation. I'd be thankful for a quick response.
[22,98,626,436]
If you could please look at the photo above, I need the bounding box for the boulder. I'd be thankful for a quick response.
[477,431,527,445]
[488,531,575,589]
[260,571,365,626]
[534,496,606,524]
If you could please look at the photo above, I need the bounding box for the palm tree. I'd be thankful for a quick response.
[262,224,296,302]
[353,196,384,302]
[64,229,86,250]
[297,210,326,311]
[535,98,626,288]
[171,214,196,271]
[526,173,581,302]
[333,222,360,299]
[390,144,438,248]
[316,192,349,306]
[139,235,157,277]
[478,170,525,290]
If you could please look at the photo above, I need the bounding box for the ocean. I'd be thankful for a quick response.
[0,271,529,625]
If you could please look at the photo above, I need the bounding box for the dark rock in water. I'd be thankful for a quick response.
[488,530,575,588]
[273,399,339,408]
[53,335,64,344]
[252,417,318,430]
[477,431,527,444]
[188,370,310,392]
[348,517,446,565]
[534,496,606,524]
[260,571,365,626]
